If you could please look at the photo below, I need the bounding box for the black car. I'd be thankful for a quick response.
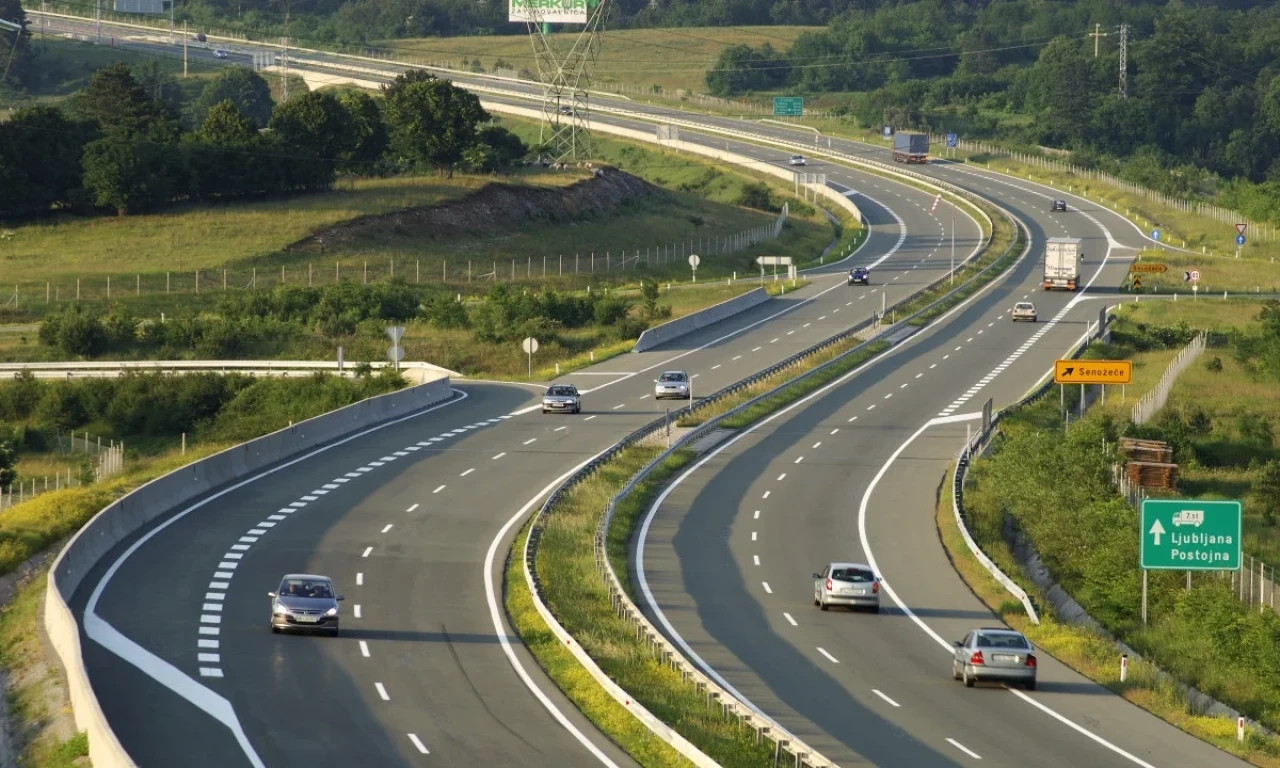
[848,267,870,285]
[1051,200,1067,212]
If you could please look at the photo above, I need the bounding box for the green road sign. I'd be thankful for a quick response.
[1140,499,1241,570]
[773,97,803,117]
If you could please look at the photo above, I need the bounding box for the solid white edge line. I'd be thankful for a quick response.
[484,451,624,768]
[81,389,469,768]
[408,733,430,754]
[946,737,982,760]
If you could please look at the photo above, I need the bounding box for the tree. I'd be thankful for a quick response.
[81,137,184,216]
[191,66,275,128]
[196,100,260,145]
[337,90,389,173]
[1027,37,1097,147]
[463,125,527,172]
[1257,459,1280,526]
[0,0,32,91]
[705,44,789,97]
[0,440,15,492]
[268,91,356,177]
[382,70,489,177]
[0,106,96,217]
[73,62,180,141]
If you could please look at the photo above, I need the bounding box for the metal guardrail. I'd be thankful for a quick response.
[950,308,1117,623]
[519,201,1029,767]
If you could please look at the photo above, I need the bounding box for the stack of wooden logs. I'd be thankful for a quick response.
[1120,438,1177,490]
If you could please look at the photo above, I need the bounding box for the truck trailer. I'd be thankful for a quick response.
[892,131,929,163]
[1043,237,1083,291]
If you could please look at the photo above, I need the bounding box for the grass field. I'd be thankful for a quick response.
[387,26,819,96]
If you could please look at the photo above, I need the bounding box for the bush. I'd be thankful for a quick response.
[735,181,777,212]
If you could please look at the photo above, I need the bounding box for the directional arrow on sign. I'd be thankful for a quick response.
[1062,366,1074,376]
[1149,518,1166,546]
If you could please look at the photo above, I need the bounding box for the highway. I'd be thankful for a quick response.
[63,92,983,765]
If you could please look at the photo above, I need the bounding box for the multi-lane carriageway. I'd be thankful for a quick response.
[46,16,1249,767]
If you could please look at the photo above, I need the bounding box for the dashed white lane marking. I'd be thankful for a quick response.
[198,639,218,649]
[946,738,982,759]
[771,338,779,343]
[406,504,419,512]
[830,428,839,434]
[943,354,950,360]
[199,668,223,678]
[884,393,893,399]
[612,404,625,410]
[356,573,363,585]
[198,653,221,663]
[787,330,796,335]
[198,627,218,636]
[753,510,760,519]
[794,456,804,464]
[733,355,743,361]
[461,468,475,476]
[360,641,370,658]
[867,404,877,411]
[900,382,909,389]
[762,491,771,499]
[848,416,858,422]
[966,337,974,342]
[433,485,446,493]
[954,346,962,351]
[375,682,390,701]
[408,734,430,754]
[354,605,362,618]
[524,437,539,444]
[752,346,762,352]
[817,648,840,664]
[712,364,722,370]
[777,473,787,481]
[762,582,773,594]
[584,415,597,421]
[873,689,901,708]
[915,373,923,379]
[362,547,373,558]
[492,452,506,460]
[783,612,798,626]
[751,531,758,541]
[554,426,568,432]
[930,363,938,369]
[803,323,811,328]
[639,394,650,400]
[381,524,394,534]
[200,615,220,625]
[753,555,760,566]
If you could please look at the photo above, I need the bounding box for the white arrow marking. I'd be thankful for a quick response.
[1149,518,1166,546]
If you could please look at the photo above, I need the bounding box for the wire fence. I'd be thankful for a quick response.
[0,430,126,512]
[3,211,789,306]
[1130,332,1207,426]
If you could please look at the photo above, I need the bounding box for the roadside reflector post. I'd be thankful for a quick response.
[1239,717,1245,742]
[1119,654,1128,683]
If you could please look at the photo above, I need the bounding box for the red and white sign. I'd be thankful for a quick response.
[1190,270,1201,282]
[1237,223,1247,235]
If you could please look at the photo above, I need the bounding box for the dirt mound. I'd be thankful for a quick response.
[287,169,663,253]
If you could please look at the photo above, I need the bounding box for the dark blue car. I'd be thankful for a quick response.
[848,267,870,285]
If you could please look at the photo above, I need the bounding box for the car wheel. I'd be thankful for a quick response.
[814,596,821,607]
[820,600,829,611]
[952,662,961,681]
[1024,680,1036,691]
[963,668,976,688]
[271,625,280,634]
[541,409,548,414]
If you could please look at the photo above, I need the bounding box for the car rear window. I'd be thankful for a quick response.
[832,568,874,583]
[976,633,1029,649]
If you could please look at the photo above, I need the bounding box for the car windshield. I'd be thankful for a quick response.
[832,567,874,583]
[659,373,686,382]
[280,579,333,599]
[976,632,1029,649]
[547,386,576,396]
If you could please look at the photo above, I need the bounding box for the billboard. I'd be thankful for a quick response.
[509,0,591,24]
[114,0,167,12]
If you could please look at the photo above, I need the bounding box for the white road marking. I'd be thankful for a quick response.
[360,641,370,658]
[848,416,858,422]
[771,338,779,343]
[200,615,221,625]
[584,415,597,421]
[812,441,822,449]
[733,355,743,361]
[524,437,539,444]
[817,648,840,664]
[751,531,758,541]
[492,452,507,460]
[356,573,363,586]
[406,504,419,512]
[199,668,223,678]
[794,456,804,464]
[712,364,722,370]
[381,524,394,534]
[209,581,229,590]
[408,734,430,754]
[205,592,225,601]
[830,428,839,434]
[900,382,909,389]
[198,639,218,649]
[946,738,981,759]
[612,404,625,410]
[872,689,901,708]
[375,683,390,701]
[354,605,362,618]
[762,491,771,499]
[783,613,798,626]
[362,547,373,558]
[753,510,760,519]
[433,485,446,493]
[867,404,876,410]
[752,346,762,352]
[884,393,893,399]
[762,582,773,594]
[753,555,760,566]
[777,473,787,481]
[198,653,220,663]
[461,468,475,476]
[554,426,568,432]
[639,394,651,400]
[198,627,219,636]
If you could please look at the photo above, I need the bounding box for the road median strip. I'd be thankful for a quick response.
[505,199,1027,766]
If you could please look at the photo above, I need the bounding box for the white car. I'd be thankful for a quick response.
[654,371,691,400]
[214,48,228,59]
[1011,302,1037,322]
[789,155,806,166]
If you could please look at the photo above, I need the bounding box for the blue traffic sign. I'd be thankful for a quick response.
[882,125,893,139]
[945,133,958,148]
[1237,234,1247,246]
[1151,229,1161,241]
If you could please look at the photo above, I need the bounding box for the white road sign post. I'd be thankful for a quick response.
[522,337,539,379]
[688,254,701,283]
[385,326,405,372]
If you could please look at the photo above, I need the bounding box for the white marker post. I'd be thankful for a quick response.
[1119,654,1127,683]
[1238,717,1245,743]
[689,253,700,283]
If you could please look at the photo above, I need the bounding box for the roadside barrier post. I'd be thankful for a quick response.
[1120,654,1127,682]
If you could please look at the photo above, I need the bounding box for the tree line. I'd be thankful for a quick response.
[0,60,527,219]
[704,0,1280,221]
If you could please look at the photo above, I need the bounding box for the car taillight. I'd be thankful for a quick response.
[825,578,833,591]
[969,651,984,665]
[1025,654,1036,668]
[872,580,880,594]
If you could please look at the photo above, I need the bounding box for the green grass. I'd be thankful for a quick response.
[1122,249,1280,295]
[936,471,1280,767]
[387,27,820,96]
[506,448,777,768]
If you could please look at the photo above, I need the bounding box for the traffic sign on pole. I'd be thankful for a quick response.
[945,133,958,148]
[882,125,892,139]
[521,337,539,378]
[1236,223,1247,236]
[773,97,803,117]
[688,253,700,282]
[1140,499,1241,571]
[1129,263,1167,273]
[1190,269,1201,282]
[1151,229,1161,241]
[1236,234,1246,246]
[1054,359,1132,385]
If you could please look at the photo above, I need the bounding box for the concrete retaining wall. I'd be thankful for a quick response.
[632,287,771,353]
[44,374,454,768]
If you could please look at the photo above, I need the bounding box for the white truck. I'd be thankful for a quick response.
[1043,237,1082,291]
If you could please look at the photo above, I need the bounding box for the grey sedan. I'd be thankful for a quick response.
[952,628,1037,689]
[270,574,343,636]
[542,384,582,414]
[813,562,880,612]
[654,371,691,400]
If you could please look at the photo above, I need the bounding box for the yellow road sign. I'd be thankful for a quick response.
[1055,360,1132,385]
[1130,263,1167,273]
[1131,275,1142,291]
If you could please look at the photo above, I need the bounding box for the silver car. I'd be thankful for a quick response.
[654,371,691,400]
[813,562,880,613]
[952,627,1037,689]
[1011,302,1037,322]
[542,384,581,414]
[269,574,343,636]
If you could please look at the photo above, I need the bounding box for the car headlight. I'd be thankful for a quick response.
[273,602,289,616]
[326,607,339,617]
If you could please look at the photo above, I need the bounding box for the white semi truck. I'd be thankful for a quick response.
[1043,237,1082,291]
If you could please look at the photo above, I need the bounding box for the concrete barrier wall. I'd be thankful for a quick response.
[44,374,454,768]
[633,287,771,353]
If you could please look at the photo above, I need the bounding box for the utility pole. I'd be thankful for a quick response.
[169,0,174,45]
[1089,23,1109,58]
[183,19,188,77]
[281,0,290,101]
[95,0,101,44]
[1118,23,1128,99]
